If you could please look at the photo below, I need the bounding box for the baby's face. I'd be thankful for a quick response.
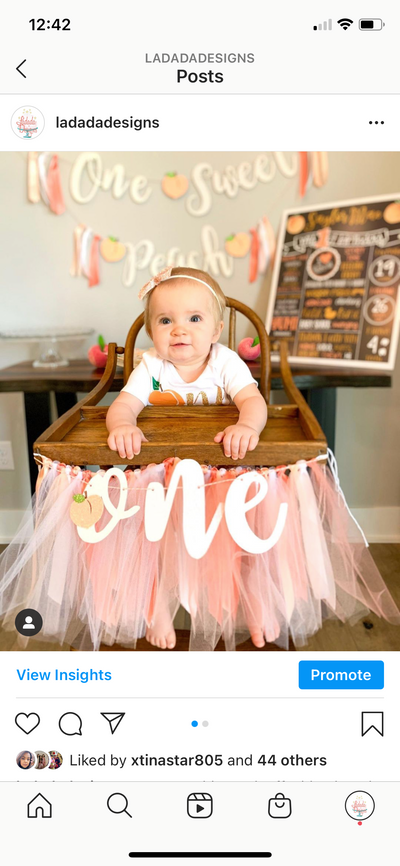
[149,280,223,366]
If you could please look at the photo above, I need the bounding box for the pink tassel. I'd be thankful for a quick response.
[264,216,276,267]
[299,152,308,198]
[70,224,86,277]
[311,152,329,188]
[27,152,40,203]
[80,228,94,277]
[46,155,65,215]
[88,235,102,287]
[248,228,259,283]
[257,221,268,275]
[38,152,51,205]
[258,216,276,274]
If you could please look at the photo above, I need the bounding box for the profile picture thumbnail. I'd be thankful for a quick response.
[49,751,63,770]
[35,751,50,770]
[16,750,35,769]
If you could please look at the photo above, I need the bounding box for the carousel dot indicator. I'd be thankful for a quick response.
[202,721,209,727]
[191,720,198,727]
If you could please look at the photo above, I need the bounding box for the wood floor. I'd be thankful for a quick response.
[0,543,399,652]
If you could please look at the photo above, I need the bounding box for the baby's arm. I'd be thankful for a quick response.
[106,392,148,459]
[214,383,267,460]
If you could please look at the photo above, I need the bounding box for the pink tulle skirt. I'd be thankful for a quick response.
[0,456,399,650]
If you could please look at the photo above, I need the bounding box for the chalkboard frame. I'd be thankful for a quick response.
[266,193,400,371]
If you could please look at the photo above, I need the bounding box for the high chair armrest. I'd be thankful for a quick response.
[34,342,123,451]
[226,298,271,402]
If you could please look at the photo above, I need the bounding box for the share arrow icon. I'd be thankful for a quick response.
[100,712,125,734]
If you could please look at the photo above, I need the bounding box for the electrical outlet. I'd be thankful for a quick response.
[0,441,15,470]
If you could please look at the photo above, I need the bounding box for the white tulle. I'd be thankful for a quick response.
[0,457,399,651]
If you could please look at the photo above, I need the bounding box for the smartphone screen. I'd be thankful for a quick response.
[0,3,399,863]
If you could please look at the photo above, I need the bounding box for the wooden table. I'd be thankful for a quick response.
[0,358,392,493]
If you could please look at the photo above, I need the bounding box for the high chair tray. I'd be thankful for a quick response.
[34,404,327,468]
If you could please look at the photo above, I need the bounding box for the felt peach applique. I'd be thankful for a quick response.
[100,236,126,262]
[225,233,251,257]
[70,493,104,528]
[161,172,189,199]
[383,202,400,224]
[286,215,306,235]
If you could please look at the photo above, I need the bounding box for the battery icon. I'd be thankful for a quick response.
[359,19,385,30]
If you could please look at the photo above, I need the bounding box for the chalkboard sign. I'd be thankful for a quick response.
[266,195,400,369]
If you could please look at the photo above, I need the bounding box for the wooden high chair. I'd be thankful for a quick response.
[34,297,327,468]
[34,299,326,651]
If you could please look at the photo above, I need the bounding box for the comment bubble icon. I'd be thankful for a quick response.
[58,712,83,736]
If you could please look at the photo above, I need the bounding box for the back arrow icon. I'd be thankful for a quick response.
[16,60,27,78]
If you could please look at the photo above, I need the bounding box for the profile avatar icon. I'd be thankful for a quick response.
[345,790,375,824]
[35,751,50,770]
[48,751,63,770]
[11,105,45,140]
[16,750,35,770]
[15,608,43,637]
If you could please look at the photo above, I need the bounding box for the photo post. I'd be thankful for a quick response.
[0,4,399,863]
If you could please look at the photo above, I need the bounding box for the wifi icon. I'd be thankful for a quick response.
[337,18,353,30]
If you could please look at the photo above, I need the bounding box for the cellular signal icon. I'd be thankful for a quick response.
[313,19,332,30]
[337,18,353,30]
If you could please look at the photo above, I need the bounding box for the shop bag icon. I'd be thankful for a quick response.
[268,792,292,818]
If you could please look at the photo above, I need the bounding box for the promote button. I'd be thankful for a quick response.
[299,660,384,689]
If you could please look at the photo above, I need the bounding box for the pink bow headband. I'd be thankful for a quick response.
[138,267,223,313]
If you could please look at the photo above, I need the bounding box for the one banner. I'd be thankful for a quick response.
[266,195,400,370]
[0,455,398,652]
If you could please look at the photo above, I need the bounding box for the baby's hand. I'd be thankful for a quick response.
[107,425,148,459]
[214,424,259,460]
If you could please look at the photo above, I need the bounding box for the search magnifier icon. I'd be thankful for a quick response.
[107,793,132,818]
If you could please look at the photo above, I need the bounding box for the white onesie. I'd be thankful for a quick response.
[121,343,258,407]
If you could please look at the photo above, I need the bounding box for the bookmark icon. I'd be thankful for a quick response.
[361,711,384,736]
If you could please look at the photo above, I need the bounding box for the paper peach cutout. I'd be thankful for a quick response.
[383,202,400,225]
[161,173,189,199]
[70,494,104,528]
[100,237,126,262]
[225,233,251,258]
[286,215,305,235]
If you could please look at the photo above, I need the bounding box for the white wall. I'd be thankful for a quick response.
[0,151,399,536]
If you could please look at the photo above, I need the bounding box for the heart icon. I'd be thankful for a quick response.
[15,713,40,734]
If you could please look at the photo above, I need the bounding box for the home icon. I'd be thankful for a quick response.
[27,793,52,818]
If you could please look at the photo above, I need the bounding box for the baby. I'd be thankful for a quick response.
[106,266,268,649]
